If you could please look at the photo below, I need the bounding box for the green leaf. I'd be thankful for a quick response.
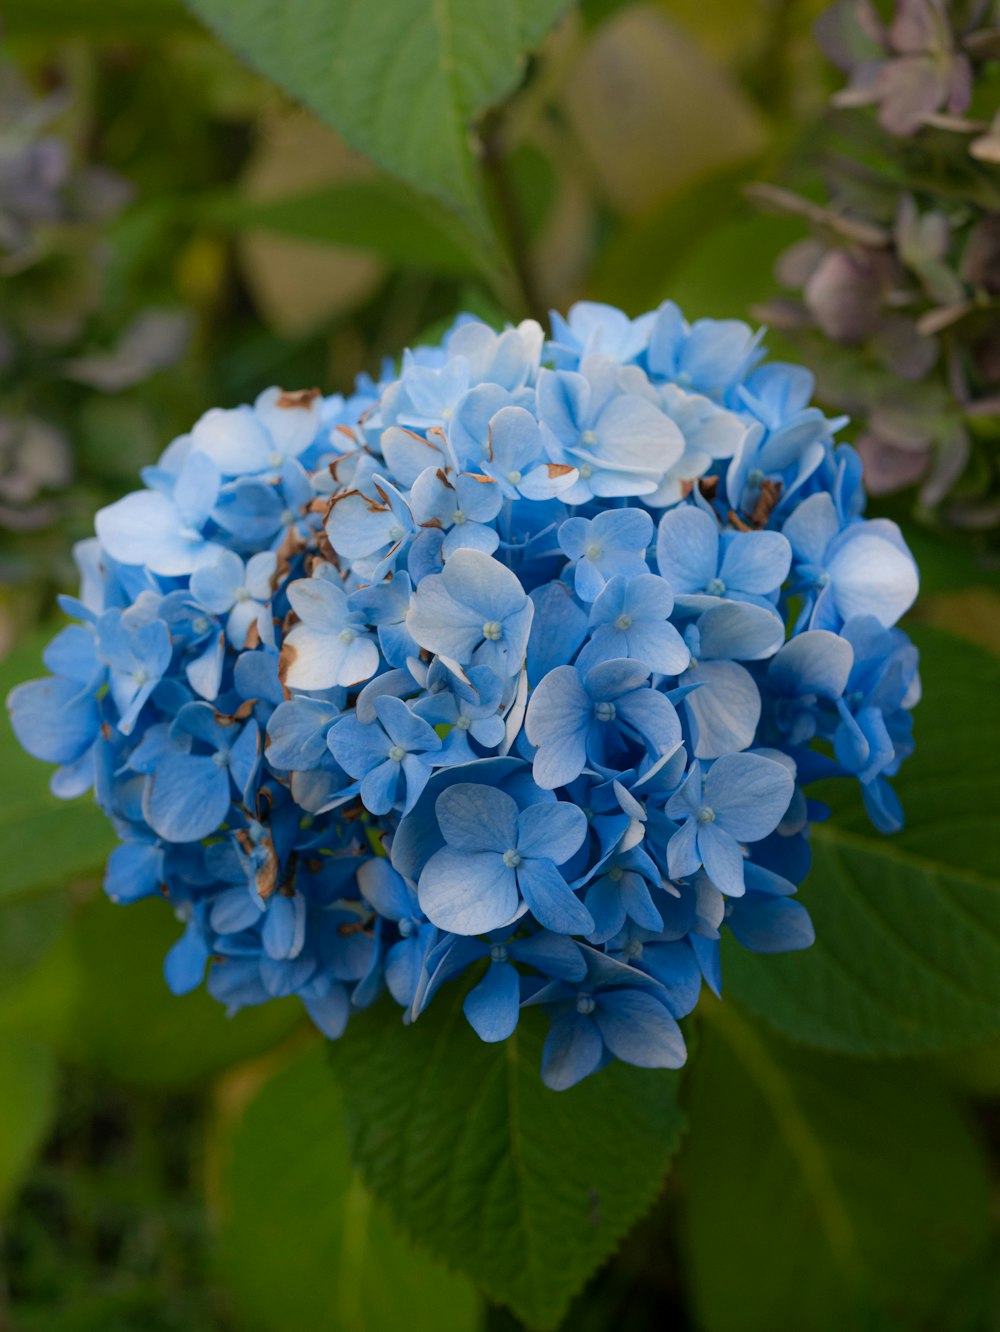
[214,1043,481,1332]
[329,987,686,1328]
[4,0,195,36]
[1,634,117,903]
[0,1038,57,1215]
[0,892,70,1006]
[659,212,803,323]
[590,165,754,314]
[682,1003,994,1332]
[199,177,486,275]
[47,896,304,1088]
[726,627,1000,1055]
[184,0,568,247]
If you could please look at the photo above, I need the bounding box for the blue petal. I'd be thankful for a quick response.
[656,505,718,593]
[541,1012,603,1090]
[418,846,519,935]
[516,799,587,865]
[8,676,99,766]
[436,782,518,853]
[143,753,232,842]
[727,892,815,953]
[463,961,521,1042]
[517,857,594,935]
[594,989,686,1069]
[263,892,307,960]
[697,821,746,896]
[358,858,414,920]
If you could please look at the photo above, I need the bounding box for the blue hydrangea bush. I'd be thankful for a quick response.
[9,302,921,1090]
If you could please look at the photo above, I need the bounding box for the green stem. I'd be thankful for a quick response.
[479,109,546,324]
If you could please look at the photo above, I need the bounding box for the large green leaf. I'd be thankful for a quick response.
[0,1038,57,1215]
[329,987,686,1328]
[214,1042,481,1332]
[184,0,568,247]
[726,627,1000,1055]
[1,635,116,904]
[200,178,485,275]
[682,1003,994,1332]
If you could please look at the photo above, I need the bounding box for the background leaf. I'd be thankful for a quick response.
[329,986,686,1329]
[200,178,486,275]
[725,627,1000,1056]
[211,1042,481,1332]
[184,0,569,247]
[9,897,305,1088]
[0,1039,57,1215]
[682,1002,995,1332]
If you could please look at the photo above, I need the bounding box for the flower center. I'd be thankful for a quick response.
[482,620,503,641]
[398,918,415,938]
[579,430,597,448]
[192,616,211,635]
[576,994,596,1015]
[502,848,522,869]
[706,577,725,596]
[388,745,406,762]
[131,667,148,686]
[624,940,643,959]
[339,628,356,643]
[585,543,602,561]
[815,570,831,588]
[595,700,616,722]
[269,451,284,468]
[452,509,466,525]
[614,614,632,631]
[212,749,230,768]
[608,866,624,882]
[455,715,472,730]
[387,524,404,543]
[490,943,508,963]
[579,463,593,479]
[234,586,251,602]
[506,470,522,485]
[696,805,715,825]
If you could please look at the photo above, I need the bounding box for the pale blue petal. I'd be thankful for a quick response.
[516,799,587,865]
[719,530,792,595]
[704,752,795,841]
[436,783,518,853]
[684,660,761,759]
[418,846,518,934]
[517,857,594,935]
[769,630,854,699]
[656,505,718,592]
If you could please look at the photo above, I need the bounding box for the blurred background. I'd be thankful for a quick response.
[1,1,998,1329]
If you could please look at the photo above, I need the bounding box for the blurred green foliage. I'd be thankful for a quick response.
[0,1,998,1329]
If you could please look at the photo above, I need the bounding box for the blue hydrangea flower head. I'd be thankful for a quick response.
[7,300,920,1087]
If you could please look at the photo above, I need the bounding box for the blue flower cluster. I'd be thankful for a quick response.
[9,303,921,1090]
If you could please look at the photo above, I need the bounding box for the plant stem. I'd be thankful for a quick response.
[479,108,546,324]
